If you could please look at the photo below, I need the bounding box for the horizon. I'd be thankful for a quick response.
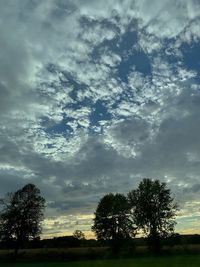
[0,0,200,239]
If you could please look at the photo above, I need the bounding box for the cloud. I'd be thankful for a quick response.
[0,0,200,236]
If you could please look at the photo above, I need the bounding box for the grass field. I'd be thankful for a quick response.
[1,245,200,266]
[1,255,200,267]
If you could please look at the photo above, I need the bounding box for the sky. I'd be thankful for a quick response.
[0,0,200,238]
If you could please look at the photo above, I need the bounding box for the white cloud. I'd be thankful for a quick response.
[0,0,200,236]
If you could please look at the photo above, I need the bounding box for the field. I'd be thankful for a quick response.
[0,245,200,266]
[1,255,200,267]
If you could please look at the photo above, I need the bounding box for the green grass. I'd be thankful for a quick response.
[1,255,200,267]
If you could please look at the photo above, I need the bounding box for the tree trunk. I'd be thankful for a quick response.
[14,238,20,260]
[149,227,161,255]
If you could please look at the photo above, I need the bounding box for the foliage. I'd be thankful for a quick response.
[73,230,86,240]
[92,193,135,242]
[128,178,177,252]
[0,183,45,255]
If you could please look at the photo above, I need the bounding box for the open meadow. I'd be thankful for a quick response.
[1,255,200,267]
[0,246,200,267]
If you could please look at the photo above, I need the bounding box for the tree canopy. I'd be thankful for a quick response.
[0,183,45,256]
[128,178,177,252]
[73,230,86,240]
[92,193,135,242]
[92,179,178,254]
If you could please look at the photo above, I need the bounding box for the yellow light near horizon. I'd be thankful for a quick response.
[41,214,95,239]
[41,208,200,240]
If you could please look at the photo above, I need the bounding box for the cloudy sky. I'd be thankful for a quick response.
[0,0,200,238]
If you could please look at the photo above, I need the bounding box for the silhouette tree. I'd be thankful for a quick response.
[0,183,45,257]
[128,178,177,253]
[92,193,135,254]
[73,230,85,240]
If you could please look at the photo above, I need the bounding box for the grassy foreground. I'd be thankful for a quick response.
[1,255,200,267]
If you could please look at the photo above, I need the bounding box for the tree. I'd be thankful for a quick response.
[92,193,135,253]
[73,230,85,240]
[128,178,177,253]
[0,183,45,257]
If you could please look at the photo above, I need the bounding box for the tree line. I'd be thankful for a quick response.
[0,178,178,257]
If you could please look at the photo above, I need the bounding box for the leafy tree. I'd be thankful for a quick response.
[128,178,177,253]
[73,230,86,240]
[0,183,45,257]
[92,193,135,253]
